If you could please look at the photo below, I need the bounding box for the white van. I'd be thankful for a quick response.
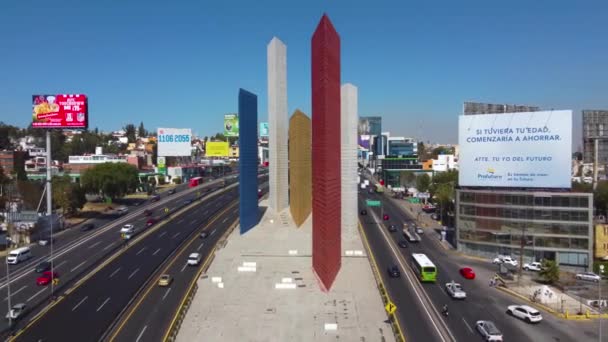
[7,247,32,265]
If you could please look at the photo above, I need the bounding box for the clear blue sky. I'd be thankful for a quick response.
[1,0,606,147]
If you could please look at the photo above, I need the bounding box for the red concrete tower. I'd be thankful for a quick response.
[311,14,341,291]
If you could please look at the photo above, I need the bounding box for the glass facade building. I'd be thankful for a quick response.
[456,189,593,270]
[387,139,417,157]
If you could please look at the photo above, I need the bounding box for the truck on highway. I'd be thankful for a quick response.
[403,226,421,242]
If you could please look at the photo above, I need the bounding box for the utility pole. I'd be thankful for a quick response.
[517,226,527,287]
[600,265,604,342]
[46,131,55,299]
[6,185,13,328]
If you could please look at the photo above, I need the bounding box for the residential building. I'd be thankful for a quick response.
[456,189,594,270]
[432,154,458,172]
[582,110,608,165]
[63,154,127,173]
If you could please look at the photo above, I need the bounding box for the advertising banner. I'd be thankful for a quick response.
[206,141,230,157]
[157,128,192,157]
[32,94,88,129]
[458,110,572,188]
[358,135,371,149]
[157,156,167,175]
[224,114,239,137]
[259,122,269,137]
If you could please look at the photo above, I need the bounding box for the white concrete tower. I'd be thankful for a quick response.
[341,84,358,244]
[267,37,289,214]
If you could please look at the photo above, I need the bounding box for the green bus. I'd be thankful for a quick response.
[411,253,437,282]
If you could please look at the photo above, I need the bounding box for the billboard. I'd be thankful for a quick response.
[157,128,192,157]
[458,110,572,188]
[463,102,540,116]
[32,94,88,129]
[259,122,269,137]
[358,135,371,150]
[206,141,230,157]
[224,113,239,137]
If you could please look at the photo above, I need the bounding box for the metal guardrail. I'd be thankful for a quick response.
[357,221,406,342]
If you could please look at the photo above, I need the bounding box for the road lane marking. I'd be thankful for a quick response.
[158,231,167,238]
[190,219,197,224]
[172,232,181,239]
[176,218,185,224]
[128,268,140,280]
[4,285,28,301]
[203,210,208,215]
[103,242,115,251]
[162,288,172,301]
[152,248,161,256]
[109,267,121,278]
[210,229,217,236]
[71,260,87,272]
[72,296,88,311]
[222,217,228,224]
[462,318,473,333]
[55,260,68,269]
[88,241,102,249]
[26,287,47,302]
[197,242,204,251]
[180,263,188,273]
[96,297,110,312]
[136,247,147,255]
[135,325,148,342]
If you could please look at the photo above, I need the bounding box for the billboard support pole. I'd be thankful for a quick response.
[594,138,599,191]
[46,130,55,299]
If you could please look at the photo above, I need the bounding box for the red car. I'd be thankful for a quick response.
[460,267,476,280]
[383,214,389,221]
[146,218,157,227]
[37,271,59,286]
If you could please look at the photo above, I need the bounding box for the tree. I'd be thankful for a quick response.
[51,175,85,215]
[0,166,10,186]
[13,152,27,181]
[81,163,139,199]
[434,183,453,222]
[124,124,137,143]
[17,180,44,210]
[416,173,431,193]
[213,133,227,142]
[399,171,416,187]
[595,181,608,217]
[138,122,147,138]
[539,260,559,284]
[572,181,592,193]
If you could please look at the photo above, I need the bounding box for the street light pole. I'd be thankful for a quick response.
[518,226,527,287]
[600,265,604,342]
[5,186,12,327]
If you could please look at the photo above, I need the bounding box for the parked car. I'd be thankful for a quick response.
[80,223,95,232]
[36,271,59,286]
[460,267,476,280]
[397,240,408,248]
[445,282,467,299]
[415,227,424,234]
[523,262,543,272]
[507,305,543,323]
[576,272,601,282]
[475,320,503,341]
[34,261,51,273]
[387,265,400,278]
[388,224,397,232]
[158,274,172,287]
[422,204,436,213]
[5,303,27,320]
[493,255,518,266]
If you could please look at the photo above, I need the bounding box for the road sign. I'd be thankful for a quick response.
[164,207,169,214]
[385,301,396,315]
[52,278,59,286]
[366,200,381,207]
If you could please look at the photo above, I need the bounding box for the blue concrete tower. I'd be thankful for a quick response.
[238,89,259,234]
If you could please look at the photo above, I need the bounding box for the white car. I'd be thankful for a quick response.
[523,262,543,272]
[475,320,503,341]
[415,227,424,234]
[187,253,202,266]
[445,282,466,299]
[5,303,26,320]
[493,255,518,266]
[116,207,129,215]
[120,224,134,234]
[507,305,543,323]
[576,272,601,282]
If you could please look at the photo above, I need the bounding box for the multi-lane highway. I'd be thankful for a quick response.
[0,176,235,338]
[360,187,580,342]
[9,182,239,341]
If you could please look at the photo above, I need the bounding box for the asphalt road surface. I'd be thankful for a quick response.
[10,184,245,341]
[361,188,580,342]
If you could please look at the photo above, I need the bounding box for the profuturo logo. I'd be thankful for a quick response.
[478,167,502,180]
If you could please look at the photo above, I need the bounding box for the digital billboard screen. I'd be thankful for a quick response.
[224,114,239,137]
[32,94,88,129]
[157,128,192,157]
[458,110,572,188]
[259,122,269,137]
